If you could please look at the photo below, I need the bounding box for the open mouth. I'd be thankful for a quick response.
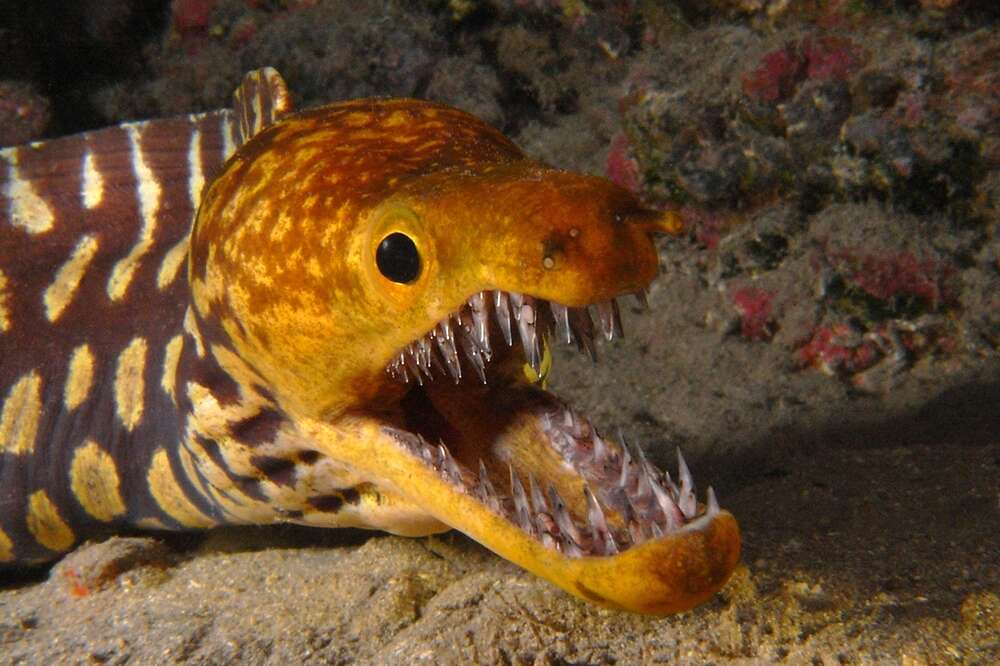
[379,289,725,562]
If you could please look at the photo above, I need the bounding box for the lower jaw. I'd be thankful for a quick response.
[381,375,741,614]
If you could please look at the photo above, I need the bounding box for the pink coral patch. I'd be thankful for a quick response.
[606,133,641,194]
[732,287,775,341]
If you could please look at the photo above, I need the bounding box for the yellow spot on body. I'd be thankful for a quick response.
[156,234,189,290]
[147,448,215,528]
[81,148,104,209]
[70,440,127,522]
[161,335,183,403]
[0,370,42,455]
[26,490,75,552]
[252,84,264,136]
[64,344,95,411]
[0,526,13,562]
[221,115,236,161]
[2,147,55,234]
[306,257,323,279]
[183,307,205,357]
[343,112,369,127]
[107,125,161,301]
[187,127,205,208]
[114,337,147,430]
[135,517,168,530]
[0,267,10,332]
[44,233,99,322]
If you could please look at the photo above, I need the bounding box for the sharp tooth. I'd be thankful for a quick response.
[493,291,514,347]
[439,319,453,342]
[584,486,617,555]
[677,448,697,520]
[509,292,524,320]
[528,474,548,513]
[610,298,624,338]
[387,356,408,383]
[469,291,492,358]
[509,466,532,533]
[594,300,621,341]
[402,350,424,386]
[707,486,720,516]
[437,442,464,483]
[459,335,488,384]
[415,338,434,378]
[651,523,664,538]
[568,307,597,361]
[435,324,462,382]
[516,297,541,375]
[680,492,697,520]
[549,302,572,345]
[618,444,632,489]
[592,431,609,468]
[628,518,645,545]
[584,486,608,532]
[478,460,495,494]
[651,478,683,530]
[662,469,679,496]
[548,485,583,546]
[677,448,694,495]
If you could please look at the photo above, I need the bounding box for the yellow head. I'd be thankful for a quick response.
[188,98,738,614]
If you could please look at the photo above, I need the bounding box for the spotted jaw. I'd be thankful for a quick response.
[367,289,741,613]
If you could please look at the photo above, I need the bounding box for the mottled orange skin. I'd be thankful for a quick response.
[190,98,739,614]
[192,100,664,418]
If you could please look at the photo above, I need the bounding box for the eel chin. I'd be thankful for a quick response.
[379,290,740,615]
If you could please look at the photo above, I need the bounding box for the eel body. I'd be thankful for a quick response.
[0,69,739,614]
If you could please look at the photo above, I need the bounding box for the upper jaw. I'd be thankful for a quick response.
[386,288,641,385]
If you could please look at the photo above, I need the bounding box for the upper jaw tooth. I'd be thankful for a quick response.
[386,289,633,384]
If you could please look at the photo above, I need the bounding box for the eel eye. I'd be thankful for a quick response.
[376,232,421,284]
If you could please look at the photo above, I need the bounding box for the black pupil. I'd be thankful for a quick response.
[376,232,421,283]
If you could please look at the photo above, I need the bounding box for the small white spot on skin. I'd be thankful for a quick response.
[64,344,96,411]
[114,336,147,431]
[2,146,55,235]
[81,148,104,209]
[107,124,161,302]
[44,233,99,322]
[0,370,43,455]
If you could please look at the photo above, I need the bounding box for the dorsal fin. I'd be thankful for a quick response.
[232,67,294,148]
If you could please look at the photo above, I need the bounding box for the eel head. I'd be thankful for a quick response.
[189,99,739,614]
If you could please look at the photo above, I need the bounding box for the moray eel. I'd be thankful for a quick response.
[0,69,739,614]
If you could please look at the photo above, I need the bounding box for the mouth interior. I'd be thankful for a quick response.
[383,290,721,558]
